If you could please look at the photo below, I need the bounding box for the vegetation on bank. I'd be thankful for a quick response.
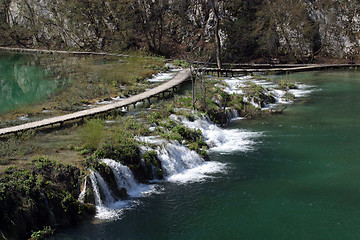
[0,157,95,239]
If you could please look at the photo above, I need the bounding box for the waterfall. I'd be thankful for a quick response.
[87,161,157,220]
[41,193,56,225]
[156,142,225,184]
[89,170,128,219]
[83,114,260,219]
[78,178,87,203]
[101,159,154,197]
[174,114,260,153]
[220,76,314,108]
[157,142,204,176]
[93,171,115,205]
[83,108,262,219]
[226,108,243,122]
[89,170,106,208]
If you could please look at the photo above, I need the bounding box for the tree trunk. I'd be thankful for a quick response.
[212,3,222,69]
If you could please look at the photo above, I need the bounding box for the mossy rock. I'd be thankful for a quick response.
[0,158,95,239]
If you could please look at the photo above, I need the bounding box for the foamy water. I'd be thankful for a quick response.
[166,161,226,184]
[173,114,261,153]
[147,69,180,83]
[89,160,160,220]
[220,76,314,109]
[156,142,226,184]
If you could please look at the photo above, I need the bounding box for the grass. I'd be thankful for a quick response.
[0,130,38,165]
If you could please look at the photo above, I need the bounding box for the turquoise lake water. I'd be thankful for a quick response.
[0,53,63,114]
[50,70,360,239]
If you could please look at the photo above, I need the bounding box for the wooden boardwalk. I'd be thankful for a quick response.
[0,46,129,57]
[200,64,360,76]
[0,69,191,136]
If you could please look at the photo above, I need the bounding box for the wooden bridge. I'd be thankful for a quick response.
[0,69,191,136]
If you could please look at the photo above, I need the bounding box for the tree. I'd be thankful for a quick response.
[255,0,321,63]
[210,0,222,69]
[222,0,262,62]
[134,0,169,54]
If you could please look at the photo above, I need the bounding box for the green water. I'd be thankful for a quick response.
[52,70,360,240]
[0,53,63,114]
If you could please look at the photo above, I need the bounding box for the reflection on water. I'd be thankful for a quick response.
[0,53,65,113]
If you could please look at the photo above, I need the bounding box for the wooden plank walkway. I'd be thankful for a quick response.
[200,64,360,76]
[0,46,129,57]
[0,69,191,136]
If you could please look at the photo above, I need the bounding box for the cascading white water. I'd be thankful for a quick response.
[157,142,204,176]
[147,69,180,83]
[87,160,158,220]
[85,105,262,219]
[220,76,314,109]
[172,114,260,153]
[155,141,226,184]
[93,171,115,205]
[79,73,314,221]
[78,178,87,203]
[101,159,154,197]
[89,170,128,219]
[226,108,243,122]
[88,170,105,208]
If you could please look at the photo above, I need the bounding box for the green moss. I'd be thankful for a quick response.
[0,157,94,239]
[142,150,158,167]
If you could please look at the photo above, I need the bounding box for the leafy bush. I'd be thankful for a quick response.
[94,129,140,165]
[283,91,296,101]
[242,82,276,107]
[173,59,189,68]
[80,119,105,150]
[276,79,298,90]
[30,226,54,240]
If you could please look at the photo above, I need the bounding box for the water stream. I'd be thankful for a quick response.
[51,70,360,240]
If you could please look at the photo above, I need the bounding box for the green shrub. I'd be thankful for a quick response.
[30,226,54,240]
[173,59,189,68]
[147,112,163,125]
[276,79,298,90]
[94,129,140,165]
[80,119,105,150]
[283,91,296,101]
